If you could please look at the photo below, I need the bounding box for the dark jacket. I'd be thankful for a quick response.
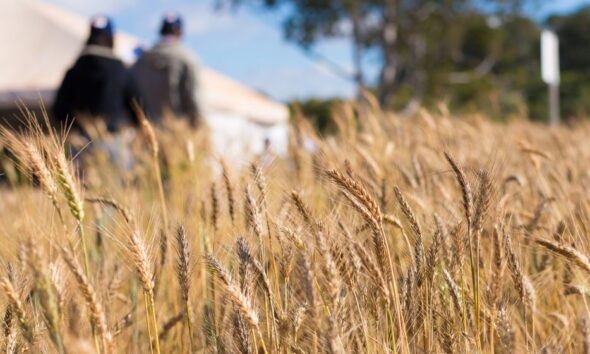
[53,45,144,133]
[132,40,201,127]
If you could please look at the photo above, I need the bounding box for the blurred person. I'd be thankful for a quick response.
[53,15,145,172]
[53,15,144,136]
[257,137,275,167]
[132,12,203,128]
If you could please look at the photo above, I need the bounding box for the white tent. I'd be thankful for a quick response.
[0,0,289,158]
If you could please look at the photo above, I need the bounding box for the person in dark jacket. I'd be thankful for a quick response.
[53,15,144,135]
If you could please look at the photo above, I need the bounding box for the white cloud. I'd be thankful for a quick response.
[182,5,236,35]
[181,5,266,37]
[247,65,355,101]
[47,0,138,16]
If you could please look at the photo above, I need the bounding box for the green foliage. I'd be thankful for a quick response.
[445,14,541,120]
[289,98,343,132]
[549,8,590,71]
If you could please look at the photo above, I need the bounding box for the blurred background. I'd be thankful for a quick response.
[4,0,590,131]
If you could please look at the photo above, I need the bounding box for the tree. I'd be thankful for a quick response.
[218,0,529,110]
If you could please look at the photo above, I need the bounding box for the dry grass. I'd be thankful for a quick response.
[1,103,590,353]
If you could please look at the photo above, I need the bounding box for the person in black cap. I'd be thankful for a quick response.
[132,12,203,128]
[53,15,145,136]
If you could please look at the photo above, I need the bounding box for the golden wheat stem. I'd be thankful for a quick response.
[582,296,590,332]
[175,225,193,352]
[144,295,155,354]
[77,221,90,277]
[136,102,169,235]
[257,327,270,354]
[387,309,398,354]
[444,152,480,347]
[382,226,409,354]
[153,159,169,234]
[148,293,161,354]
[456,269,470,351]
[186,300,194,352]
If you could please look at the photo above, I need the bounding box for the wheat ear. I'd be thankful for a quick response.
[134,103,169,237]
[0,277,34,345]
[205,254,268,354]
[535,238,590,274]
[175,225,194,351]
[220,158,236,225]
[61,247,112,353]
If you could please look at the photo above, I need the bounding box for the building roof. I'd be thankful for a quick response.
[0,0,289,125]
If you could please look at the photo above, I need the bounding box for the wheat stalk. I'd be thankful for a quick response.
[0,277,34,345]
[128,231,160,354]
[52,151,91,276]
[394,186,424,284]
[444,152,480,344]
[134,103,169,238]
[535,238,590,274]
[61,247,112,353]
[30,258,65,354]
[220,158,236,226]
[245,184,264,249]
[205,254,268,354]
[175,225,193,351]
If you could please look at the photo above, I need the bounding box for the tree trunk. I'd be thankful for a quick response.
[350,2,365,99]
[378,0,398,106]
[402,34,426,116]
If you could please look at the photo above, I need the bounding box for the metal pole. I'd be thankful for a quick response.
[548,83,560,126]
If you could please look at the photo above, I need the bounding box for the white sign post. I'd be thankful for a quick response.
[541,29,560,125]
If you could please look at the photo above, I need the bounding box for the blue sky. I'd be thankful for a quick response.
[48,0,590,102]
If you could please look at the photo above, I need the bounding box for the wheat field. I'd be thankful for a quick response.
[0,101,589,353]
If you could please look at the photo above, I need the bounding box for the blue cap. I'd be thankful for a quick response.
[160,12,183,35]
[90,15,114,38]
